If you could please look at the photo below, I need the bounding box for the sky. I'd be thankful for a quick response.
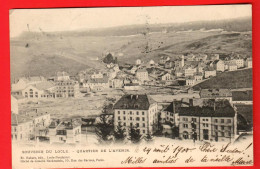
[10,4,252,37]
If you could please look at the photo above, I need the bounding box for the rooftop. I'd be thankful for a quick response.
[113,94,156,110]
[11,113,32,126]
[232,90,253,101]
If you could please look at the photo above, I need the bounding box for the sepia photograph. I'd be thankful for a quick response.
[10,5,253,168]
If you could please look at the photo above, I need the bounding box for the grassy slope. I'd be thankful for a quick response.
[11,31,251,80]
[193,68,252,90]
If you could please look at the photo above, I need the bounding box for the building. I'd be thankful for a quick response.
[129,66,138,74]
[178,100,237,142]
[124,83,141,91]
[184,67,197,77]
[194,72,203,82]
[149,60,155,66]
[159,56,170,65]
[11,110,51,142]
[228,62,238,71]
[233,58,244,68]
[204,67,216,78]
[11,95,19,114]
[200,89,232,101]
[111,77,124,88]
[55,80,80,97]
[83,77,109,91]
[11,76,46,93]
[113,94,158,135]
[136,59,142,65]
[186,77,196,86]
[49,119,82,144]
[21,81,56,99]
[91,72,104,79]
[11,113,33,142]
[213,60,225,72]
[160,72,172,81]
[56,71,70,81]
[245,58,252,68]
[165,61,174,69]
[136,69,149,82]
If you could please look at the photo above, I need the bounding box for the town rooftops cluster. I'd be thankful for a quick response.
[113,94,156,110]
[49,119,81,130]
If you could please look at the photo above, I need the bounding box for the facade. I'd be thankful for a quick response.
[136,59,142,65]
[111,77,124,88]
[165,61,174,69]
[228,63,238,71]
[245,58,252,68]
[83,77,109,91]
[232,90,253,105]
[184,67,197,77]
[55,80,80,97]
[11,76,46,92]
[11,95,19,114]
[178,101,237,142]
[113,94,158,135]
[160,73,172,81]
[194,73,203,81]
[21,81,56,99]
[213,60,225,72]
[204,67,217,78]
[91,72,104,79]
[56,71,70,81]
[136,69,149,82]
[186,77,195,86]
[49,119,82,144]
[200,89,232,101]
[233,59,244,68]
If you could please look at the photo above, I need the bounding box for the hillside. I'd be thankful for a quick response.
[192,69,252,90]
[10,17,252,80]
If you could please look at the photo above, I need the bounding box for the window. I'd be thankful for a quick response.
[227,119,231,123]
[130,111,132,115]
[25,92,28,98]
[221,126,224,130]
[130,117,132,120]
[215,125,218,130]
[123,123,126,126]
[221,132,224,137]
[123,117,126,120]
[221,119,224,123]
[143,130,145,134]
[142,117,145,121]
[183,124,188,128]
[192,118,197,122]
[228,126,231,130]
[123,111,125,115]
[136,117,140,121]
[206,119,208,121]
[136,111,139,115]
[136,123,139,127]
[215,119,218,123]
[118,111,120,114]
[118,117,121,120]
[143,123,145,127]
[142,112,145,115]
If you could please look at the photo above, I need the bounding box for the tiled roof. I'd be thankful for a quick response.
[25,111,49,119]
[86,77,109,83]
[113,94,156,110]
[232,90,253,101]
[179,105,235,117]
[11,113,32,126]
[34,81,55,90]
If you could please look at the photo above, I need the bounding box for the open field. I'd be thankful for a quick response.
[193,68,252,90]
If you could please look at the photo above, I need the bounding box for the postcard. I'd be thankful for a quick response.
[10,5,253,168]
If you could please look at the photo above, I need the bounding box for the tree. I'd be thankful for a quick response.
[144,133,154,143]
[114,123,126,143]
[128,126,142,144]
[95,113,114,144]
[103,53,114,64]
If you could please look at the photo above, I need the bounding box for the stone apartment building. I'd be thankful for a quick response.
[55,80,80,98]
[136,69,149,82]
[178,100,237,142]
[113,94,158,135]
